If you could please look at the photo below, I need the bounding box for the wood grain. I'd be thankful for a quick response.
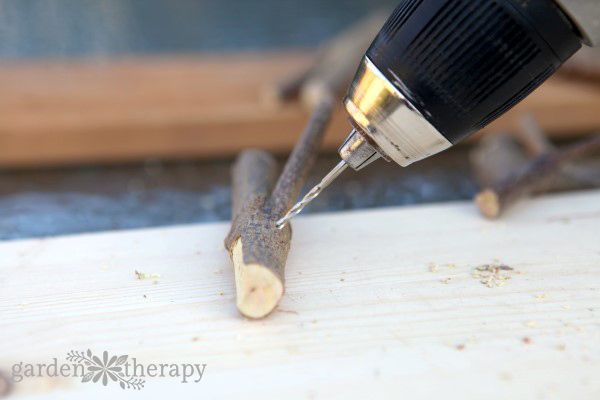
[1,190,599,399]
[0,52,600,167]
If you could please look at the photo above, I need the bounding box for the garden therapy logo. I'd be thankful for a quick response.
[66,350,144,390]
[11,350,207,390]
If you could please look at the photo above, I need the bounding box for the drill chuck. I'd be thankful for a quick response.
[340,0,583,169]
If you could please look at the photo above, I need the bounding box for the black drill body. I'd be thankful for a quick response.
[366,0,581,145]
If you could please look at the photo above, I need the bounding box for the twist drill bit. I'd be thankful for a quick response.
[276,160,348,229]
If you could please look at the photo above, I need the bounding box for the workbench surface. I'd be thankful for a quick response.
[1,190,599,399]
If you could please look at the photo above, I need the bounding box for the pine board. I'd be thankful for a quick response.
[0,52,599,167]
[0,190,599,399]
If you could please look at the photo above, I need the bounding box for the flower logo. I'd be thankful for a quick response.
[88,351,124,385]
[66,350,145,390]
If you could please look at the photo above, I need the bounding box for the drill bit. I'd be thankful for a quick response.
[276,160,348,229]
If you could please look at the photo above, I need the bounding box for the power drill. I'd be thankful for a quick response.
[277,0,600,228]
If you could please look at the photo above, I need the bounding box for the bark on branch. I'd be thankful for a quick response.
[224,97,334,318]
[474,134,600,219]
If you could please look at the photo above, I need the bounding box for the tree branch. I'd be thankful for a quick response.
[225,97,335,318]
[270,95,334,217]
[263,10,389,108]
[475,134,600,218]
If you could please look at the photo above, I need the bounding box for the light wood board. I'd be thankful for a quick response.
[0,52,600,167]
[0,190,599,399]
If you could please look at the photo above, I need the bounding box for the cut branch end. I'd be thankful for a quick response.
[231,239,284,319]
[475,189,501,219]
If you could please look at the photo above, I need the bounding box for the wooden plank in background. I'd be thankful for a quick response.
[0,52,600,167]
[0,190,599,398]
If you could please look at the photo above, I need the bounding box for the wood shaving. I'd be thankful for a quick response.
[536,293,549,299]
[441,277,452,284]
[277,309,299,315]
[525,320,537,328]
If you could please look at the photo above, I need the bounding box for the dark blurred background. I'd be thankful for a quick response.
[0,0,478,240]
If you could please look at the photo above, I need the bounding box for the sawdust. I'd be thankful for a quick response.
[471,263,514,288]
[525,320,538,328]
[429,262,457,273]
[135,270,161,280]
[427,261,517,288]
